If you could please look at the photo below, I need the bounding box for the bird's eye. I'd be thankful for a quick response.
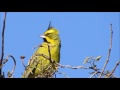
[46,33,51,36]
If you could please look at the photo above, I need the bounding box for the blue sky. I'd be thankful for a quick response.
[0,12,120,78]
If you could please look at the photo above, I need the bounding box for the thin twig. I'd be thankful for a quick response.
[36,53,54,63]
[54,73,56,78]
[6,55,16,77]
[48,44,52,63]
[99,24,113,78]
[32,44,41,49]
[57,71,70,78]
[0,55,16,78]
[27,53,54,67]
[20,56,26,68]
[51,70,57,78]
[0,12,7,76]
[107,61,120,78]
[22,53,54,78]
[3,72,5,78]
[0,59,8,69]
[58,63,90,69]
[89,71,99,78]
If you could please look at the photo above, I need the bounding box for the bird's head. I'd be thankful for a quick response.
[40,22,60,44]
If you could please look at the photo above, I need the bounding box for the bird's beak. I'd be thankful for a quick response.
[40,34,46,38]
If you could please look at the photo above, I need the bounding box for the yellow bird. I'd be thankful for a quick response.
[22,22,61,78]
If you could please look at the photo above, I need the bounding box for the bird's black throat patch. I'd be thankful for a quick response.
[43,38,50,43]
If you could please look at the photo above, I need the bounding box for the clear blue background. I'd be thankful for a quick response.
[0,12,120,78]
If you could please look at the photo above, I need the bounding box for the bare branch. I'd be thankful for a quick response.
[22,53,55,78]
[0,55,16,78]
[36,53,54,63]
[20,56,26,68]
[0,59,7,69]
[57,63,90,69]
[32,44,41,49]
[89,71,99,78]
[107,61,120,78]
[99,24,113,78]
[57,71,70,78]
[0,12,7,76]
[3,72,5,78]
[6,55,16,78]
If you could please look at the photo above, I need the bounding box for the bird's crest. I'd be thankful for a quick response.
[47,21,53,30]
[46,21,59,35]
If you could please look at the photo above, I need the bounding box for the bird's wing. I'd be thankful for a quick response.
[22,43,49,78]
